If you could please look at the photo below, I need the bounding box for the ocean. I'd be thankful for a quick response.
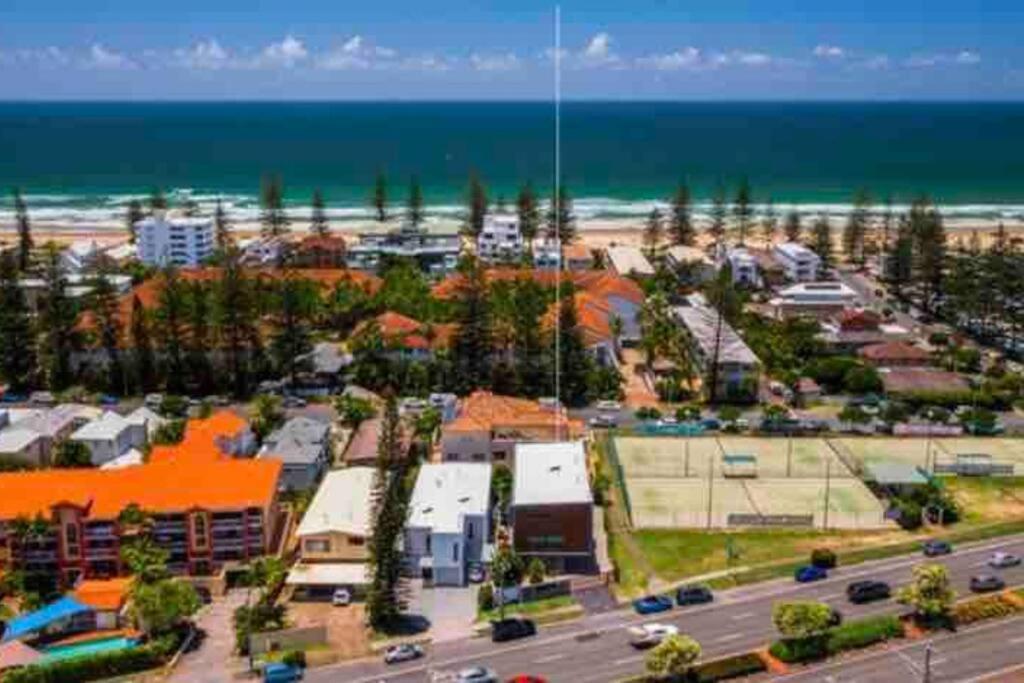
[1,101,1023,228]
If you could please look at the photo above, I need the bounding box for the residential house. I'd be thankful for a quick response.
[795,377,823,406]
[124,406,165,442]
[605,245,655,279]
[2,404,98,464]
[69,412,144,466]
[748,248,787,288]
[773,242,822,282]
[673,296,761,402]
[293,342,350,394]
[859,341,933,367]
[240,235,290,267]
[19,274,132,313]
[724,247,761,287]
[135,214,214,267]
[818,309,914,352]
[770,282,861,320]
[880,368,970,396]
[292,235,347,268]
[543,291,618,367]
[512,442,595,574]
[287,467,374,599]
[563,243,593,271]
[666,245,716,284]
[61,241,109,274]
[72,577,132,630]
[347,225,461,274]
[0,457,281,583]
[573,271,645,345]
[532,239,561,270]
[404,463,491,586]
[440,391,584,463]
[257,416,331,491]
[0,429,45,466]
[477,215,523,262]
[353,311,455,361]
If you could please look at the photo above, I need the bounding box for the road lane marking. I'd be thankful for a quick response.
[1010,636,1024,645]
[613,655,643,666]
[534,653,566,664]
[731,611,756,620]
[715,633,744,643]
[817,593,842,601]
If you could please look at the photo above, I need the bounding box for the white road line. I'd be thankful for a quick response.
[731,611,756,620]
[1010,635,1024,645]
[534,653,567,664]
[715,633,745,643]
[612,654,643,667]
[817,593,842,601]
[930,656,948,666]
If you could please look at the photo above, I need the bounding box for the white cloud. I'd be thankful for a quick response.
[84,43,135,70]
[636,47,702,71]
[955,50,981,65]
[316,35,398,70]
[709,50,772,67]
[469,52,521,72]
[813,44,845,59]
[173,39,231,70]
[400,54,452,72]
[258,35,308,68]
[857,55,891,70]
[578,32,620,67]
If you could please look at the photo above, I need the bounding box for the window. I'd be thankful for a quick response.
[425,534,431,553]
[349,536,365,547]
[452,542,459,562]
[467,522,474,540]
[64,523,80,559]
[191,512,208,551]
[304,539,330,554]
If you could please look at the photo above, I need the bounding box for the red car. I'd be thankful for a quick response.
[506,677,548,683]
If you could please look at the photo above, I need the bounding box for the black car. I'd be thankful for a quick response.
[970,574,1006,593]
[846,580,891,604]
[828,607,843,627]
[491,618,537,643]
[922,540,952,557]
[676,584,714,606]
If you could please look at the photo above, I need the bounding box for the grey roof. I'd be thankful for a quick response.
[606,246,655,276]
[0,428,41,454]
[866,461,929,486]
[300,342,351,375]
[513,441,592,506]
[261,416,329,466]
[70,412,131,441]
[673,304,760,366]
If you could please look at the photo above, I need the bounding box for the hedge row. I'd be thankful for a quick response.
[953,594,1023,626]
[619,651,768,683]
[769,615,903,663]
[1,634,178,683]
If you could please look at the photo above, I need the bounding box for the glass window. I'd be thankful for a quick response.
[452,542,459,562]
[192,513,208,550]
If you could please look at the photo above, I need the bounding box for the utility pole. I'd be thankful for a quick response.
[787,429,793,478]
[706,451,715,529]
[922,642,933,683]
[685,432,691,477]
[823,456,832,530]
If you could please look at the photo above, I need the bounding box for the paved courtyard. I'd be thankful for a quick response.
[169,589,248,683]
[407,579,479,642]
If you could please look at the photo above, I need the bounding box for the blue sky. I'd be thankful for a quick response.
[0,0,1021,100]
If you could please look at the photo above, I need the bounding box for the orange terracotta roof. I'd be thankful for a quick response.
[148,410,248,465]
[297,235,347,250]
[859,341,931,363]
[0,457,281,521]
[431,268,643,306]
[354,312,454,351]
[543,292,615,347]
[73,578,132,611]
[447,390,583,436]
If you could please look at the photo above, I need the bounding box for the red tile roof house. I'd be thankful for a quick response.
[0,412,282,586]
[858,341,933,367]
[351,311,456,362]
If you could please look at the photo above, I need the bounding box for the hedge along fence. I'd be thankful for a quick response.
[1,634,178,683]
[616,651,768,683]
[769,615,903,664]
[604,434,634,527]
[953,592,1024,626]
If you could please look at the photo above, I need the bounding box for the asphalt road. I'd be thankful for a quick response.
[313,533,1024,683]
[776,613,1024,682]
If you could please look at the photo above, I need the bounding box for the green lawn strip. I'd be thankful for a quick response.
[476,594,579,623]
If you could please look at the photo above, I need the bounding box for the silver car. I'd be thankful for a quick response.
[383,643,423,665]
[456,667,499,683]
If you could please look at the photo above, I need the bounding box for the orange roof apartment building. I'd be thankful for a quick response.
[0,411,281,586]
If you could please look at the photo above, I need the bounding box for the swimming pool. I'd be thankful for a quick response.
[42,636,138,662]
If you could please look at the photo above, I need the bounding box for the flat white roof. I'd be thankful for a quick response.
[666,245,713,266]
[71,412,131,441]
[774,242,819,260]
[296,467,375,538]
[0,428,41,453]
[286,562,370,586]
[673,304,761,366]
[606,246,655,276]
[100,448,144,469]
[513,441,592,506]
[408,463,491,534]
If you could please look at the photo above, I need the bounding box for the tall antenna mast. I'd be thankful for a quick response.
[554,4,562,438]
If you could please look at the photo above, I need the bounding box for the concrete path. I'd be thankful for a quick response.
[168,589,249,683]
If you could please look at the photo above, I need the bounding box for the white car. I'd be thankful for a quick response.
[988,552,1022,569]
[596,400,622,412]
[331,588,351,606]
[628,622,679,649]
[456,667,499,683]
[658,416,679,426]
[383,643,423,664]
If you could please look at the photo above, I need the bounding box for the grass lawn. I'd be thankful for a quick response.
[943,476,1024,523]
[478,594,578,622]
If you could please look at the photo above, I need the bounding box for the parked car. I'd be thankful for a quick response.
[99,394,119,406]
[675,584,713,606]
[922,539,952,557]
[970,574,1006,593]
[846,580,891,604]
[700,418,721,431]
[491,618,536,643]
[467,563,487,584]
[0,393,27,404]
[144,393,164,409]
[505,677,547,683]
[589,415,617,429]
[794,565,828,583]
[658,416,679,426]
[283,395,308,409]
[384,643,424,665]
[988,552,1022,568]
[457,666,499,682]
[263,663,303,683]
[632,594,674,615]
[628,623,679,649]
[29,391,55,406]
[596,400,622,412]
[331,588,351,606]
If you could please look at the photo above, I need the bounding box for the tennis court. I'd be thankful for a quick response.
[831,437,939,471]
[935,438,1024,474]
[717,437,853,478]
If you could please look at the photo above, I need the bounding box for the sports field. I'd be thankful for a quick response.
[936,439,1024,474]
[831,437,938,472]
[612,436,887,530]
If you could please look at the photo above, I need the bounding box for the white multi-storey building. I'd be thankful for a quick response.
[773,242,822,282]
[725,247,761,287]
[477,215,523,262]
[135,214,214,267]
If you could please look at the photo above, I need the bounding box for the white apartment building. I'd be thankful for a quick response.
[725,247,761,287]
[135,214,214,267]
[773,242,822,282]
[69,412,145,466]
[477,215,523,262]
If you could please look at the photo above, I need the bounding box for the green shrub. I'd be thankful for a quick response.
[826,615,902,654]
[281,649,307,669]
[477,582,495,612]
[810,548,836,569]
[953,594,1021,626]
[896,500,923,530]
[1,638,169,683]
[769,636,826,663]
[694,652,768,682]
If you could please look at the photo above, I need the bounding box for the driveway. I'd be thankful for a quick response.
[288,601,371,660]
[407,579,478,642]
[169,589,249,683]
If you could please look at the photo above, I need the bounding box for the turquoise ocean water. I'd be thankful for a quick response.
[1,101,1023,224]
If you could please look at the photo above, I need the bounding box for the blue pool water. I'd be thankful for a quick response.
[42,636,138,662]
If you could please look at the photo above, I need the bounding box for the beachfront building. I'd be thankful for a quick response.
[18,273,132,313]
[673,295,761,402]
[770,281,861,320]
[773,242,821,282]
[440,390,584,464]
[723,247,762,288]
[60,240,110,274]
[347,225,461,274]
[135,214,214,267]
[512,442,595,575]
[404,463,492,586]
[477,215,523,263]
[292,235,347,268]
[605,245,655,279]
[240,235,290,267]
[666,245,716,285]
[287,467,373,600]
